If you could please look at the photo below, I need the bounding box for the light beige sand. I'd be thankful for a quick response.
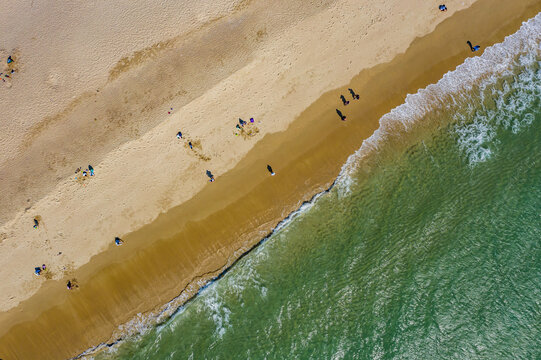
[0,0,476,313]
[0,0,539,358]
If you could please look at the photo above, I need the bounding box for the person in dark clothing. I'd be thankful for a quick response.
[340,95,349,106]
[115,237,123,246]
[348,88,360,100]
[188,141,193,149]
[206,170,215,182]
[33,218,39,229]
[439,4,447,11]
[176,131,183,139]
[336,109,346,121]
[467,41,480,52]
[267,165,275,176]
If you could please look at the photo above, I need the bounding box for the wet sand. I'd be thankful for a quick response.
[0,0,540,358]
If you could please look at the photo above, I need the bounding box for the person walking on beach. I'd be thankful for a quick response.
[340,95,349,106]
[467,41,480,52]
[115,237,123,246]
[348,88,360,100]
[336,109,346,121]
[267,165,275,176]
[33,218,39,229]
[188,141,193,149]
[176,131,183,139]
[88,165,94,176]
[67,279,79,290]
[206,170,215,182]
[439,4,447,11]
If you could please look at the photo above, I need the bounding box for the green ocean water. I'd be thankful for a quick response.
[94,15,540,360]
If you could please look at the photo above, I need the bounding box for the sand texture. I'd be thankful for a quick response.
[0,0,477,313]
[0,0,539,358]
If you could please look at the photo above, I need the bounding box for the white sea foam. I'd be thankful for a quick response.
[336,13,541,186]
[455,117,496,165]
[202,287,232,339]
[454,57,539,165]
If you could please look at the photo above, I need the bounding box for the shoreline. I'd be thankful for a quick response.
[1,0,540,358]
[77,183,333,358]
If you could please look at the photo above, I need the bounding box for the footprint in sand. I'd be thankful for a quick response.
[46,69,63,89]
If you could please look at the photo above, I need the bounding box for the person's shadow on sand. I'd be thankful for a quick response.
[336,109,346,121]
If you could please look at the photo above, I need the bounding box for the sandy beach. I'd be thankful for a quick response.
[0,0,539,358]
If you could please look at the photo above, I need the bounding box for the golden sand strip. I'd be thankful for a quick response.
[0,0,540,358]
[1,0,472,313]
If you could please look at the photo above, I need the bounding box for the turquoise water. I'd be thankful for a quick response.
[94,15,541,360]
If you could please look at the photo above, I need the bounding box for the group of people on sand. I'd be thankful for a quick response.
[176,131,193,149]
[0,55,16,84]
[234,117,258,138]
[74,165,95,179]
[31,220,48,277]
[31,218,73,289]
[335,88,360,121]
[34,264,47,276]
[176,116,265,183]
[333,5,481,123]
[33,164,97,287]
[235,117,255,132]
[175,125,214,180]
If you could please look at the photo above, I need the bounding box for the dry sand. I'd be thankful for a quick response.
[0,0,539,358]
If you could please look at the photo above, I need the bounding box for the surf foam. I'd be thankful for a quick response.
[336,13,540,186]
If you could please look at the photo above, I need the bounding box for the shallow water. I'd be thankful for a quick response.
[94,14,541,360]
